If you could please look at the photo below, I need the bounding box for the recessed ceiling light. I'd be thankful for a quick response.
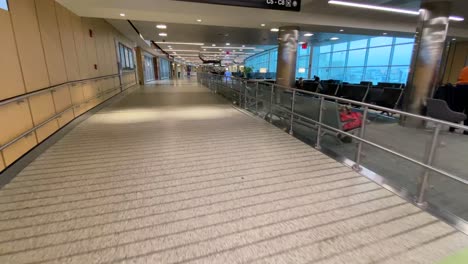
[452,38,457,41]
[197,19,202,22]
[304,33,314,37]
[219,48,222,51]
[261,24,266,27]
[167,45,172,48]
[169,47,173,49]
[203,49,206,51]
[120,13,126,17]
[270,28,279,32]
[382,32,388,35]
[212,44,216,47]
[159,33,167,37]
[330,37,340,40]
[226,43,230,46]
[156,24,167,29]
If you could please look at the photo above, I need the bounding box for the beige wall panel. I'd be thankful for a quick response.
[0,155,5,172]
[69,83,84,105]
[109,34,119,74]
[52,85,72,113]
[36,119,59,142]
[70,13,89,80]
[3,133,37,166]
[0,101,34,145]
[35,0,67,86]
[73,104,86,117]
[93,22,108,76]
[55,3,79,81]
[82,18,99,78]
[0,10,25,101]
[9,0,50,92]
[106,31,118,74]
[82,82,97,100]
[57,109,74,127]
[28,92,55,125]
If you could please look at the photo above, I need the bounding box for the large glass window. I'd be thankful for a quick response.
[313,36,414,84]
[367,46,391,66]
[119,43,135,70]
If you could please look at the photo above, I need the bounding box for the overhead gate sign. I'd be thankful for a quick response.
[174,0,301,12]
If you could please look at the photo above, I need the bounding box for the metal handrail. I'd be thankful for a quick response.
[0,85,122,152]
[0,74,121,107]
[198,72,468,207]
[206,73,468,131]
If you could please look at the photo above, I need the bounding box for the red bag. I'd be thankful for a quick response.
[340,111,362,131]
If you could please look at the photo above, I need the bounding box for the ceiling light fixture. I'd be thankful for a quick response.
[120,13,126,17]
[330,37,340,40]
[304,33,314,37]
[155,42,204,45]
[383,32,388,35]
[261,24,266,27]
[159,33,167,37]
[156,24,167,29]
[197,19,202,22]
[449,16,464,21]
[212,44,216,47]
[226,43,230,46]
[328,0,464,21]
[270,28,279,32]
[339,29,344,32]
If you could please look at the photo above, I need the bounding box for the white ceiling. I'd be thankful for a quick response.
[58,0,468,64]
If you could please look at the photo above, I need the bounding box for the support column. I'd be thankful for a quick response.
[276,26,299,89]
[401,1,451,126]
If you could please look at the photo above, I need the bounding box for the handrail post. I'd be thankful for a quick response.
[238,80,242,107]
[416,123,441,206]
[289,90,296,135]
[353,106,369,171]
[269,84,275,123]
[316,96,325,149]
[244,81,247,109]
[255,82,259,114]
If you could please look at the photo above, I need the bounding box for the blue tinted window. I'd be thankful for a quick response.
[392,44,414,65]
[333,42,348,52]
[347,49,366,67]
[395,37,414,44]
[329,68,345,80]
[365,67,388,84]
[331,51,346,67]
[370,37,393,47]
[319,53,331,68]
[367,46,391,66]
[388,66,409,84]
[344,67,365,83]
[349,39,368,49]
[320,45,331,53]
[318,68,329,80]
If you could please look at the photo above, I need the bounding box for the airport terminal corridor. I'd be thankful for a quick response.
[0,79,467,263]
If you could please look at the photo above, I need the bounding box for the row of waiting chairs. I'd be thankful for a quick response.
[300,81,404,110]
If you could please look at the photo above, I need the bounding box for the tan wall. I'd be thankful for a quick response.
[443,41,468,84]
[0,0,138,171]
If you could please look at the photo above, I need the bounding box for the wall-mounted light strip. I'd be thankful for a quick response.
[328,0,464,21]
